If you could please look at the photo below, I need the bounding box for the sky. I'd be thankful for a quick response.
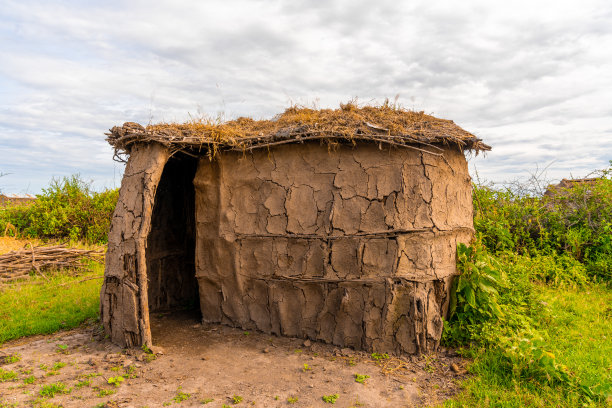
[1,0,611,194]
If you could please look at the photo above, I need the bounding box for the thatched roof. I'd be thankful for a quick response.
[544,178,601,197]
[107,103,490,160]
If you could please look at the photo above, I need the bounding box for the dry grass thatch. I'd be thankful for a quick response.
[107,103,490,160]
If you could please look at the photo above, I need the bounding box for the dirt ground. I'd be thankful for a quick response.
[0,311,468,408]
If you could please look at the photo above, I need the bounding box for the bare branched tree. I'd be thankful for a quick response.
[0,171,9,194]
[490,161,557,197]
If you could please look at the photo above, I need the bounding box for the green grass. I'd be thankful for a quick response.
[172,390,191,403]
[39,382,69,398]
[96,387,116,397]
[0,263,103,344]
[539,285,611,397]
[0,368,17,382]
[23,375,36,384]
[444,284,612,407]
[2,353,21,364]
[74,379,91,388]
[52,362,66,371]
[371,352,389,361]
[354,374,370,384]
[322,394,339,404]
[107,376,125,387]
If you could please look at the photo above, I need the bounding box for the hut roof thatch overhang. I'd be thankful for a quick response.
[106,104,490,160]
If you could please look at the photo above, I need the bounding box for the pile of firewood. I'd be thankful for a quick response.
[0,244,104,283]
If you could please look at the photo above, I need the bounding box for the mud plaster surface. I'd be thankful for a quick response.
[194,143,473,354]
[0,317,468,408]
[101,141,474,353]
[101,143,170,347]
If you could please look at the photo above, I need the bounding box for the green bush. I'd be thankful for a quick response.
[0,175,118,244]
[473,163,612,282]
[446,163,612,404]
[444,242,504,345]
[444,243,605,403]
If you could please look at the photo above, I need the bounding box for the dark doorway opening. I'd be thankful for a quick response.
[146,153,200,325]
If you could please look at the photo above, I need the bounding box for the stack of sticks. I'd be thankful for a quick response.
[0,243,104,283]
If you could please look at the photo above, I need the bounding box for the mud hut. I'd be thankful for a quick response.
[101,104,490,354]
[0,194,36,207]
[544,178,600,198]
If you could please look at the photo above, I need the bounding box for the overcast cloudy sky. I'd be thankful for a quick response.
[1,0,611,194]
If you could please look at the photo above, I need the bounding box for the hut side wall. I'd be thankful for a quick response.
[101,143,170,347]
[194,143,473,354]
[146,156,199,312]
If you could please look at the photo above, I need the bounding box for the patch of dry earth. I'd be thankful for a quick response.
[0,312,467,407]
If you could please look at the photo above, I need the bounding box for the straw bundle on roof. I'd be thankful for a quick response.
[107,103,490,159]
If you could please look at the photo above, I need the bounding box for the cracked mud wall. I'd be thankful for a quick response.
[102,140,473,352]
[101,143,170,347]
[194,142,473,354]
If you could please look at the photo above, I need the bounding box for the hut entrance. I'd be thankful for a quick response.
[146,154,200,327]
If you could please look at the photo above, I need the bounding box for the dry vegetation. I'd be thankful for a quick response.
[0,236,42,255]
[107,102,490,160]
[0,243,104,283]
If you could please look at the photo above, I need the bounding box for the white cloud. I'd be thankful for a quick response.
[0,0,611,193]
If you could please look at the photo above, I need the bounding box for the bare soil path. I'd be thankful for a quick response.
[1,312,467,407]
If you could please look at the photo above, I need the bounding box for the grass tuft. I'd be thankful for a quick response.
[2,353,20,364]
[322,394,339,404]
[39,382,69,398]
[354,374,370,384]
[0,368,17,382]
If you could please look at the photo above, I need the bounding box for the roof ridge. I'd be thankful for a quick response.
[107,105,490,158]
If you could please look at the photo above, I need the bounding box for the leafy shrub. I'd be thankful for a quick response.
[444,242,606,402]
[473,162,612,282]
[0,175,118,244]
[451,243,503,322]
[443,242,504,345]
[520,252,589,287]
